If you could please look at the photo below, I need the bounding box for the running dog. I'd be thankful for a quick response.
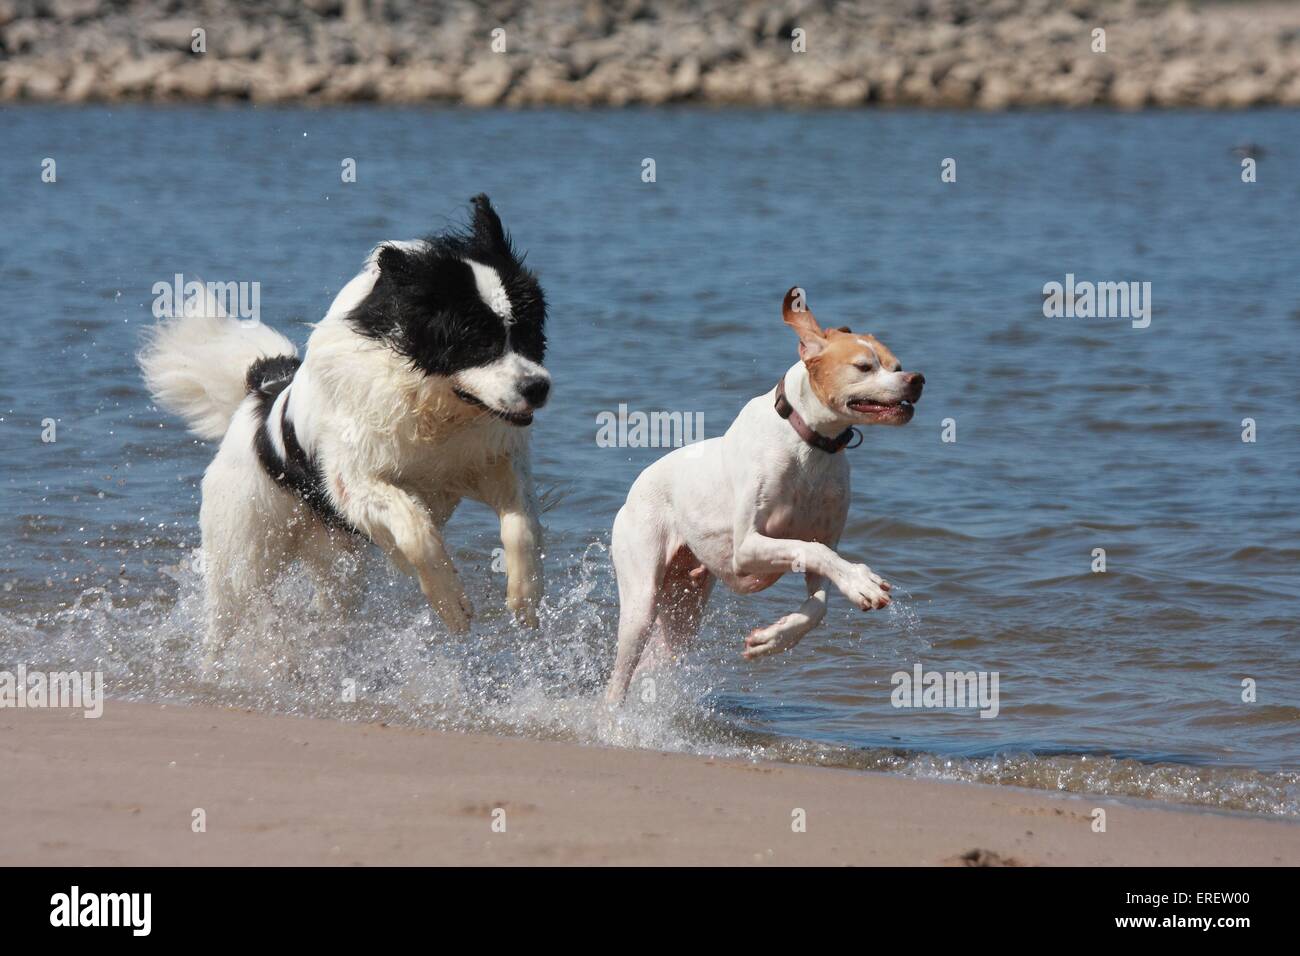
[140,195,550,671]
[605,287,924,703]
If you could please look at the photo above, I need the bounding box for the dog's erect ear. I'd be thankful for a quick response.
[375,243,416,283]
[782,286,825,360]
[469,193,510,256]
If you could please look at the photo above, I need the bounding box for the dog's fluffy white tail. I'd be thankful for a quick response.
[138,286,297,441]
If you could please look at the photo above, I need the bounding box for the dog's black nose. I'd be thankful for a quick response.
[521,377,551,408]
[903,371,925,399]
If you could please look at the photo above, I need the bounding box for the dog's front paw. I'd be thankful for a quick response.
[841,564,892,611]
[506,584,541,629]
[505,590,539,628]
[742,616,806,659]
[434,589,475,634]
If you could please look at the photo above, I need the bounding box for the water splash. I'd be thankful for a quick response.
[1,538,1296,818]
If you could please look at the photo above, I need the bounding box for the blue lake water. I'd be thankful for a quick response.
[1,106,1297,816]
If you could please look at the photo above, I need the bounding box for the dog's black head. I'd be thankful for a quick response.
[346,194,550,426]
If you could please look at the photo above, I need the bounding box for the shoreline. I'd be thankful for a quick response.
[8,99,1300,114]
[3,700,1297,865]
[5,1,1300,110]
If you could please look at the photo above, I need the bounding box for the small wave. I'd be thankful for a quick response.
[753,742,1300,817]
[1186,705,1300,729]
[1227,545,1300,567]
[1078,417,1231,439]
[852,517,979,542]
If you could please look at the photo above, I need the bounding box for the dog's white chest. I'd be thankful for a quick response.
[756,461,848,544]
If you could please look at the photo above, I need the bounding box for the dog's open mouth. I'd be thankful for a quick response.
[847,398,913,416]
[453,388,534,427]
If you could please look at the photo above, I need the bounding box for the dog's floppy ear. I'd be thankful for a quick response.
[469,193,510,256]
[782,286,826,360]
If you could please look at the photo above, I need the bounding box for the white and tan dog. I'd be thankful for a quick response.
[605,287,924,703]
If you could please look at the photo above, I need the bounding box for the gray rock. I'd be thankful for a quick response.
[459,56,514,107]
[2,0,1300,108]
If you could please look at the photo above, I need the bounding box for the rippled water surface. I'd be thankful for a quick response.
[1,106,1297,816]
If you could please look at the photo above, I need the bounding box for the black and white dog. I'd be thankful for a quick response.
[140,195,550,671]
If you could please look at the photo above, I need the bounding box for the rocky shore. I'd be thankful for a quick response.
[3,0,1300,108]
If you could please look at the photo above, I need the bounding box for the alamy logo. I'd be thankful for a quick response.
[891,663,1000,718]
[0,665,103,718]
[50,886,151,936]
[152,273,261,326]
[1042,273,1151,329]
[596,404,704,448]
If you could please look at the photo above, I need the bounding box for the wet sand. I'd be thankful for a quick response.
[3,701,1297,866]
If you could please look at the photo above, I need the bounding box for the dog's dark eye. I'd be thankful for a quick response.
[855,362,873,372]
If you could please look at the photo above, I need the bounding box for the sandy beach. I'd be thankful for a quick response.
[3,701,1296,866]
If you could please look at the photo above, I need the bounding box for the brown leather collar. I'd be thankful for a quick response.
[774,378,860,453]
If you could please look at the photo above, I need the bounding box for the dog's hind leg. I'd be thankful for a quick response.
[631,547,714,685]
[196,406,301,677]
[742,572,830,660]
[604,504,669,705]
[301,528,364,623]
[200,572,238,678]
[198,513,300,677]
[198,516,296,677]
